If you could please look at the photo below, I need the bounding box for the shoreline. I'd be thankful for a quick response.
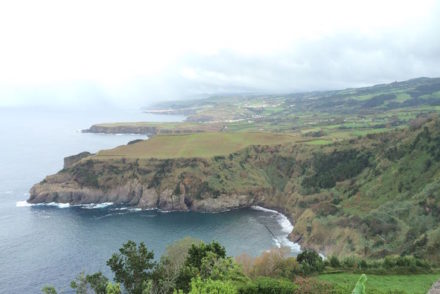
[16,200,301,254]
[251,205,301,255]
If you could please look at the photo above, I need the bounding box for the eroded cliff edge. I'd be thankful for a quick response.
[28,118,440,261]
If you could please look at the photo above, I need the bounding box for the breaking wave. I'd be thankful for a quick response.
[251,206,301,255]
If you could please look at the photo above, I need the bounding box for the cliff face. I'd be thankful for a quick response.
[28,118,440,261]
[83,123,221,136]
[63,152,93,169]
[83,125,158,135]
[29,155,270,212]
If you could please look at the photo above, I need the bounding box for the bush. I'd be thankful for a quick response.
[188,277,237,294]
[237,277,296,294]
[329,256,340,268]
[297,250,324,275]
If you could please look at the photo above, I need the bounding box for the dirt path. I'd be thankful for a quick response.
[428,280,440,294]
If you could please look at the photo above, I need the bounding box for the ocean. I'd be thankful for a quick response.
[0,107,299,293]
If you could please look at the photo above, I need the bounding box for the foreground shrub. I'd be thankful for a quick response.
[235,247,300,279]
[237,277,296,294]
[296,249,324,275]
[189,277,237,294]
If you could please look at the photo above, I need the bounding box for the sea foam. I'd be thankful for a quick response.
[16,201,71,208]
[251,206,301,254]
[16,201,114,209]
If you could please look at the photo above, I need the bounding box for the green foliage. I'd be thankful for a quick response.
[302,149,370,190]
[318,273,440,294]
[185,241,226,269]
[334,255,431,274]
[176,241,228,292]
[86,272,109,294]
[105,282,122,294]
[352,274,367,294]
[189,276,237,294]
[297,250,324,275]
[70,271,109,294]
[293,277,337,294]
[41,286,57,294]
[151,237,202,294]
[71,272,88,294]
[329,256,341,268]
[237,277,296,294]
[107,240,156,294]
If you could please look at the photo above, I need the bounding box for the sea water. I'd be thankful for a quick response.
[0,107,299,293]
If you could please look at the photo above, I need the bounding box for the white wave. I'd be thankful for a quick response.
[16,201,70,208]
[4,190,13,195]
[251,206,279,214]
[46,202,71,208]
[16,200,32,207]
[23,192,30,197]
[251,205,301,255]
[111,207,143,212]
[80,202,113,209]
[16,201,68,208]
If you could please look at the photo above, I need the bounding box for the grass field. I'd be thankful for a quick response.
[96,132,300,159]
[318,273,440,294]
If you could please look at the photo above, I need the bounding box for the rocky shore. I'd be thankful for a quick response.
[83,124,159,135]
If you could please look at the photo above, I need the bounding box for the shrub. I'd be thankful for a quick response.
[297,250,324,275]
[329,256,340,268]
[237,277,296,294]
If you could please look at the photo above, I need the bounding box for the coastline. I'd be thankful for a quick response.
[251,205,301,255]
[16,200,301,254]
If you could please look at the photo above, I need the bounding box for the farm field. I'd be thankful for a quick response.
[96,132,300,159]
[318,273,440,294]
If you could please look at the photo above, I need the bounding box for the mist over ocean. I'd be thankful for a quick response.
[0,107,297,293]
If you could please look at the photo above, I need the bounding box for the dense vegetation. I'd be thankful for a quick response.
[42,239,438,294]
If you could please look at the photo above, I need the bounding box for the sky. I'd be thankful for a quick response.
[0,0,439,108]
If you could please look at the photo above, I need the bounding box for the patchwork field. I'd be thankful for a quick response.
[95,132,300,159]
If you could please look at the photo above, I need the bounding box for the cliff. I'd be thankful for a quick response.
[29,117,440,261]
[83,122,223,135]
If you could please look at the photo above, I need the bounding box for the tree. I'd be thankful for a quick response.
[296,250,324,275]
[200,252,248,283]
[71,272,88,294]
[106,282,122,294]
[107,240,156,294]
[41,286,57,294]
[70,271,109,294]
[86,272,109,294]
[248,247,297,278]
[329,256,340,268]
[151,237,202,294]
[185,241,226,269]
[176,241,228,292]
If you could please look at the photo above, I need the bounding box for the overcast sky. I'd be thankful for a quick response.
[0,0,439,108]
